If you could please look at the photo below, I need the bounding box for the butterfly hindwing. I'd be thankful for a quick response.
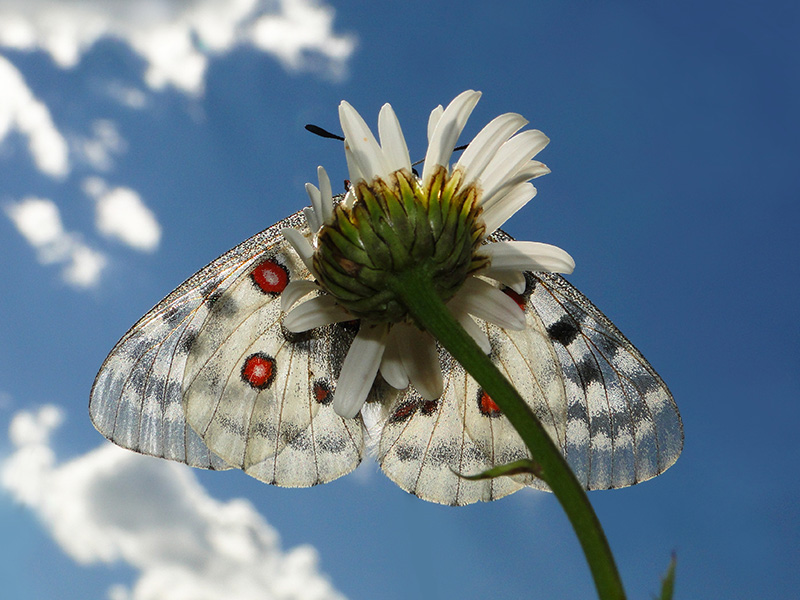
[375,293,570,506]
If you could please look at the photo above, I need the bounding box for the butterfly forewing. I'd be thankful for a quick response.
[527,271,683,489]
[181,248,365,486]
[90,212,304,470]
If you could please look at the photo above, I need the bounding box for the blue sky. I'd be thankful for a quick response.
[1,1,798,599]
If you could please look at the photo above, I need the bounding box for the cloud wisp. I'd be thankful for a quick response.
[0,55,69,177]
[1,406,347,600]
[0,0,356,94]
[5,197,107,288]
[85,177,162,253]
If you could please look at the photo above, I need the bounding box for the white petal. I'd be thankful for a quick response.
[456,112,528,188]
[480,182,537,235]
[482,241,575,274]
[427,105,444,142]
[421,90,482,186]
[479,130,550,204]
[450,277,526,331]
[281,227,315,271]
[378,103,412,175]
[317,166,334,224]
[343,144,365,186]
[393,323,443,399]
[342,187,357,210]
[481,161,550,213]
[302,207,318,233]
[334,323,389,418]
[482,269,527,294]
[281,280,320,312]
[339,100,391,183]
[380,329,409,390]
[303,185,322,231]
[450,308,492,353]
[520,160,551,180]
[283,295,352,332]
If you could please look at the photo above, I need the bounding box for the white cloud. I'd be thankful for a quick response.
[0,54,69,176]
[74,119,127,171]
[5,197,106,287]
[84,176,162,252]
[0,0,356,94]
[248,1,356,79]
[1,406,347,600]
[104,81,149,110]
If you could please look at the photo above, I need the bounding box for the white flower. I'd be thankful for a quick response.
[282,90,574,419]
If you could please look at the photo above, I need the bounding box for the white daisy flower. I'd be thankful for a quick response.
[281,90,575,419]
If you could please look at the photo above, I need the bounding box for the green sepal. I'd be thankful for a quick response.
[426,167,445,238]
[654,555,676,600]
[352,198,393,270]
[386,173,414,247]
[323,228,374,269]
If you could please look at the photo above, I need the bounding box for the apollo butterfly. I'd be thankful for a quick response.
[90,212,683,505]
[91,90,682,505]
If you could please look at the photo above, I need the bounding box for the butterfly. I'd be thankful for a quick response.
[90,205,683,506]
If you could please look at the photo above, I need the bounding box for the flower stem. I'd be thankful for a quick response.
[389,268,626,600]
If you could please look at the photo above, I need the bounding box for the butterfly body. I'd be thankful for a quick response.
[91,210,682,505]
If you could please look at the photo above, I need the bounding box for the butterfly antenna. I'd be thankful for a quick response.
[307,126,468,178]
[305,124,345,141]
[410,144,468,167]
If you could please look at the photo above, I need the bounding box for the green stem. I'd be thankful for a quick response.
[390,269,626,600]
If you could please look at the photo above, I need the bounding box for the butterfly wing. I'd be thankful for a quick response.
[375,291,569,506]
[91,210,365,484]
[526,271,683,490]
[376,233,682,504]
[180,250,364,486]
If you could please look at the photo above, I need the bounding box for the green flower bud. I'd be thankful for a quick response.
[313,167,488,323]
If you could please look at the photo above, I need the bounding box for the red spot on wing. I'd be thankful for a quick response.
[478,390,502,418]
[241,353,276,389]
[388,401,417,424]
[313,380,332,405]
[503,287,526,310]
[251,260,289,294]
[420,399,439,415]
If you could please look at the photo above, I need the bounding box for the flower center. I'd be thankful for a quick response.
[312,166,488,323]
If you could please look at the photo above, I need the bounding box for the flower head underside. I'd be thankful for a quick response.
[281,90,575,418]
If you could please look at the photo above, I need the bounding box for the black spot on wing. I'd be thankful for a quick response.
[161,304,185,328]
[593,331,622,358]
[547,316,580,346]
[179,330,198,355]
[576,357,604,386]
[318,434,348,453]
[394,443,422,462]
[523,271,538,295]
